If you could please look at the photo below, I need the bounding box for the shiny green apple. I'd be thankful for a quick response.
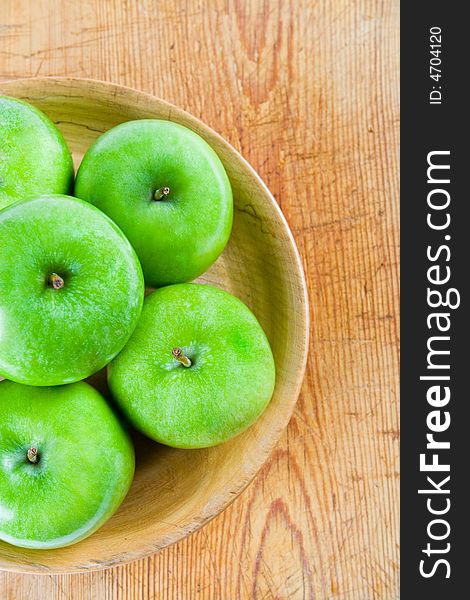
[0,381,134,549]
[108,284,276,448]
[0,96,74,211]
[74,119,233,287]
[0,195,145,386]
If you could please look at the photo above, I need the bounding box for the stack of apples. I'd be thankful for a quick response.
[0,97,275,550]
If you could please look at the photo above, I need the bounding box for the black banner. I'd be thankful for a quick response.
[401,3,468,596]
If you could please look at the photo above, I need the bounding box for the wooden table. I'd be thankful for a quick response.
[0,1,400,598]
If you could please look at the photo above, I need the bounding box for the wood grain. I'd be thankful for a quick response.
[0,0,400,598]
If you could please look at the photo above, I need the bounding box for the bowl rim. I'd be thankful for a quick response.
[0,76,310,574]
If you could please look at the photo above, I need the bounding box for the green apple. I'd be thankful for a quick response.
[0,195,145,386]
[74,119,233,287]
[108,284,276,448]
[0,96,74,211]
[0,380,134,549]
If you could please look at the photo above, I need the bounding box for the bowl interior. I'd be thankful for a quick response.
[0,78,309,573]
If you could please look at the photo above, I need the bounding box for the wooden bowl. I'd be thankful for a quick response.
[0,77,309,573]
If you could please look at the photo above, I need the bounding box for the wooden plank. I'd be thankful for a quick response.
[0,0,400,598]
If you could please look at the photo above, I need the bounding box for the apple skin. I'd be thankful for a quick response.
[0,96,74,211]
[74,119,233,287]
[0,381,135,549]
[108,284,276,448]
[0,195,145,386]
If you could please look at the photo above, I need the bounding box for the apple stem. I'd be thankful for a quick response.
[49,273,65,290]
[172,347,192,368]
[27,447,39,464]
[154,186,170,201]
